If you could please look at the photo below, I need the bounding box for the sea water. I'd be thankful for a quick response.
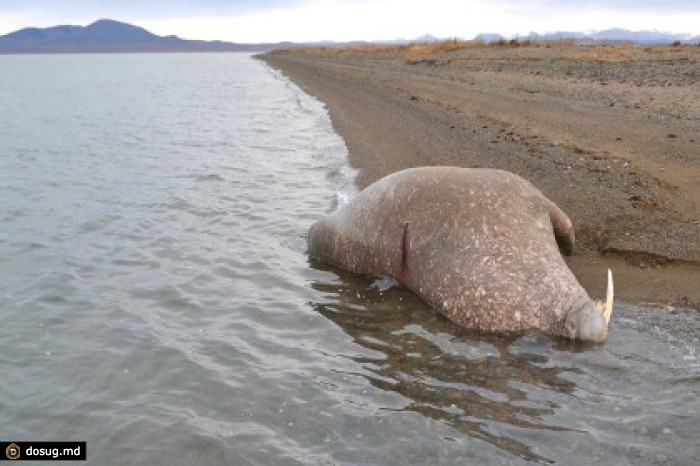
[0,53,697,465]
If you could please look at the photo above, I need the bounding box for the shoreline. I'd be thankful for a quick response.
[258,45,700,308]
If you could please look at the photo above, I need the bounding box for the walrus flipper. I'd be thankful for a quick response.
[548,203,575,256]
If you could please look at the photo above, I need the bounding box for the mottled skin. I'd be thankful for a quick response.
[308,167,608,341]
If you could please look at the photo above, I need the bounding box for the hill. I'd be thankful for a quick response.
[0,19,275,53]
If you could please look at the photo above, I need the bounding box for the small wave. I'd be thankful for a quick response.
[194,174,225,182]
[281,236,308,255]
[370,276,399,293]
[326,163,358,212]
[334,191,351,208]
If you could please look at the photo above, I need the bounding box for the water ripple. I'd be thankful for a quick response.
[0,53,697,465]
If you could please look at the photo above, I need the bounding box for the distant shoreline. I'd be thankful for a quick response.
[259,43,700,308]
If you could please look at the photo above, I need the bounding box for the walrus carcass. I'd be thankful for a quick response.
[308,167,613,341]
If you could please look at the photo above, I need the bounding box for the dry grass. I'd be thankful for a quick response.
[643,46,668,55]
[401,39,482,61]
[272,42,405,57]
[566,42,635,62]
[338,43,406,55]
[565,42,700,62]
[272,39,700,64]
[275,38,579,55]
[401,38,582,61]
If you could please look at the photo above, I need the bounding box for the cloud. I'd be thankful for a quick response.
[0,1,310,27]
[0,1,292,34]
[521,0,699,12]
[141,0,700,42]
[141,0,509,42]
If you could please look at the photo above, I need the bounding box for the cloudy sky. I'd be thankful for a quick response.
[1,0,698,43]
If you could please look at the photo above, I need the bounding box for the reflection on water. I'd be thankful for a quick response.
[309,262,699,464]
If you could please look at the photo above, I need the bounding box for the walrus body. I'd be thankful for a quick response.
[308,167,612,341]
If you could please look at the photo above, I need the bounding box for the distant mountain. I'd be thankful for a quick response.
[481,28,700,44]
[586,28,699,44]
[0,19,277,53]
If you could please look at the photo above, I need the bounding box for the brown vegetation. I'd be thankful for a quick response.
[273,38,700,64]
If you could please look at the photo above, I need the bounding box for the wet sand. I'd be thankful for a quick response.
[258,44,700,308]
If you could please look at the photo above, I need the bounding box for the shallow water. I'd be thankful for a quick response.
[0,53,697,465]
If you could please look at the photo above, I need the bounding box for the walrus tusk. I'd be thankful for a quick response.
[596,269,614,324]
[604,268,614,324]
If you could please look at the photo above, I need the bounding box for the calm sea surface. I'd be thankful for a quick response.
[0,53,698,465]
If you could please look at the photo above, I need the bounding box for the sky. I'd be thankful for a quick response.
[1,0,699,43]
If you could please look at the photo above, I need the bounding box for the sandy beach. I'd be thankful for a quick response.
[258,43,700,308]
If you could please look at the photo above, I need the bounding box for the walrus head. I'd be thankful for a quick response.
[564,269,614,342]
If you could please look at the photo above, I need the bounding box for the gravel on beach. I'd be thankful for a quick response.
[259,43,700,307]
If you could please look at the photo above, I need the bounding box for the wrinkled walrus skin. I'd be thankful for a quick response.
[308,167,609,341]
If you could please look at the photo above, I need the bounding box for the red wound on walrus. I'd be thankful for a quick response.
[399,222,410,284]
